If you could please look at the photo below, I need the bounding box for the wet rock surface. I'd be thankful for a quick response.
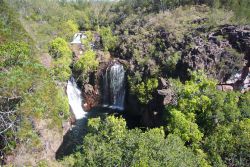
[82,84,100,111]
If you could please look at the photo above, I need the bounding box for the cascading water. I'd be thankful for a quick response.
[57,77,87,159]
[66,77,86,119]
[103,63,125,110]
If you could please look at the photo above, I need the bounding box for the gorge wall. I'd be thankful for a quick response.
[73,24,250,127]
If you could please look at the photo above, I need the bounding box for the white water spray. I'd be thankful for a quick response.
[67,77,86,119]
[103,63,125,110]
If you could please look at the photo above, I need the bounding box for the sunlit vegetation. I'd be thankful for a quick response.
[61,116,207,167]
[0,0,70,158]
[165,71,250,166]
[59,20,79,41]
[1,0,250,166]
[74,49,99,82]
[129,77,159,104]
[49,37,72,81]
[0,42,70,154]
[98,26,118,51]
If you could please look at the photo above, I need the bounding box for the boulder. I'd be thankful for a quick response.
[157,89,172,96]
[159,77,168,88]
[82,83,100,111]
[157,88,175,105]
[84,84,94,94]
[163,96,173,105]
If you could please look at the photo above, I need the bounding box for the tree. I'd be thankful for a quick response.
[61,115,208,167]
[204,119,250,167]
[49,37,71,59]
[168,109,204,145]
[166,71,249,166]
[239,92,250,118]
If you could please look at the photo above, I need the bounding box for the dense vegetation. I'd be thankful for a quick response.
[62,116,208,167]
[0,0,70,160]
[61,72,249,167]
[0,0,249,166]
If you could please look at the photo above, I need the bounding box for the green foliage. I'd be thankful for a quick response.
[0,0,32,43]
[168,109,204,145]
[213,0,250,23]
[99,26,118,51]
[0,9,70,155]
[7,0,113,50]
[17,118,43,149]
[74,49,99,81]
[0,41,30,69]
[115,0,250,23]
[52,57,72,81]
[166,52,181,73]
[0,59,70,152]
[204,119,250,167]
[59,20,79,41]
[130,78,158,104]
[2,1,250,166]
[239,92,250,118]
[166,71,249,166]
[82,31,94,50]
[207,8,235,27]
[19,83,70,123]
[62,115,207,167]
[49,37,72,81]
[49,37,71,59]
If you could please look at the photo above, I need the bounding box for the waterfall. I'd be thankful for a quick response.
[71,33,86,44]
[103,63,125,110]
[67,77,86,119]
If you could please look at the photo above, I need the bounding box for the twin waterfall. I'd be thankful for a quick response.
[66,63,125,120]
[67,77,86,119]
[103,63,125,110]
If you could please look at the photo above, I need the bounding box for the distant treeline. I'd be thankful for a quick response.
[112,0,250,21]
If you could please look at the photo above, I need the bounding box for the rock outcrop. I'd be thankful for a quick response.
[82,83,100,111]
[179,25,250,92]
[157,78,176,105]
[182,25,249,82]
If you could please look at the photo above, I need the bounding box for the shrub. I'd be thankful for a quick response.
[49,37,72,81]
[0,42,30,68]
[74,49,99,74]
[81,31,94,50]
[130,78,158,104]
[166,52,181,73]
[49,37,71,59]
[99,26,118,51]
[59,20,79,41]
